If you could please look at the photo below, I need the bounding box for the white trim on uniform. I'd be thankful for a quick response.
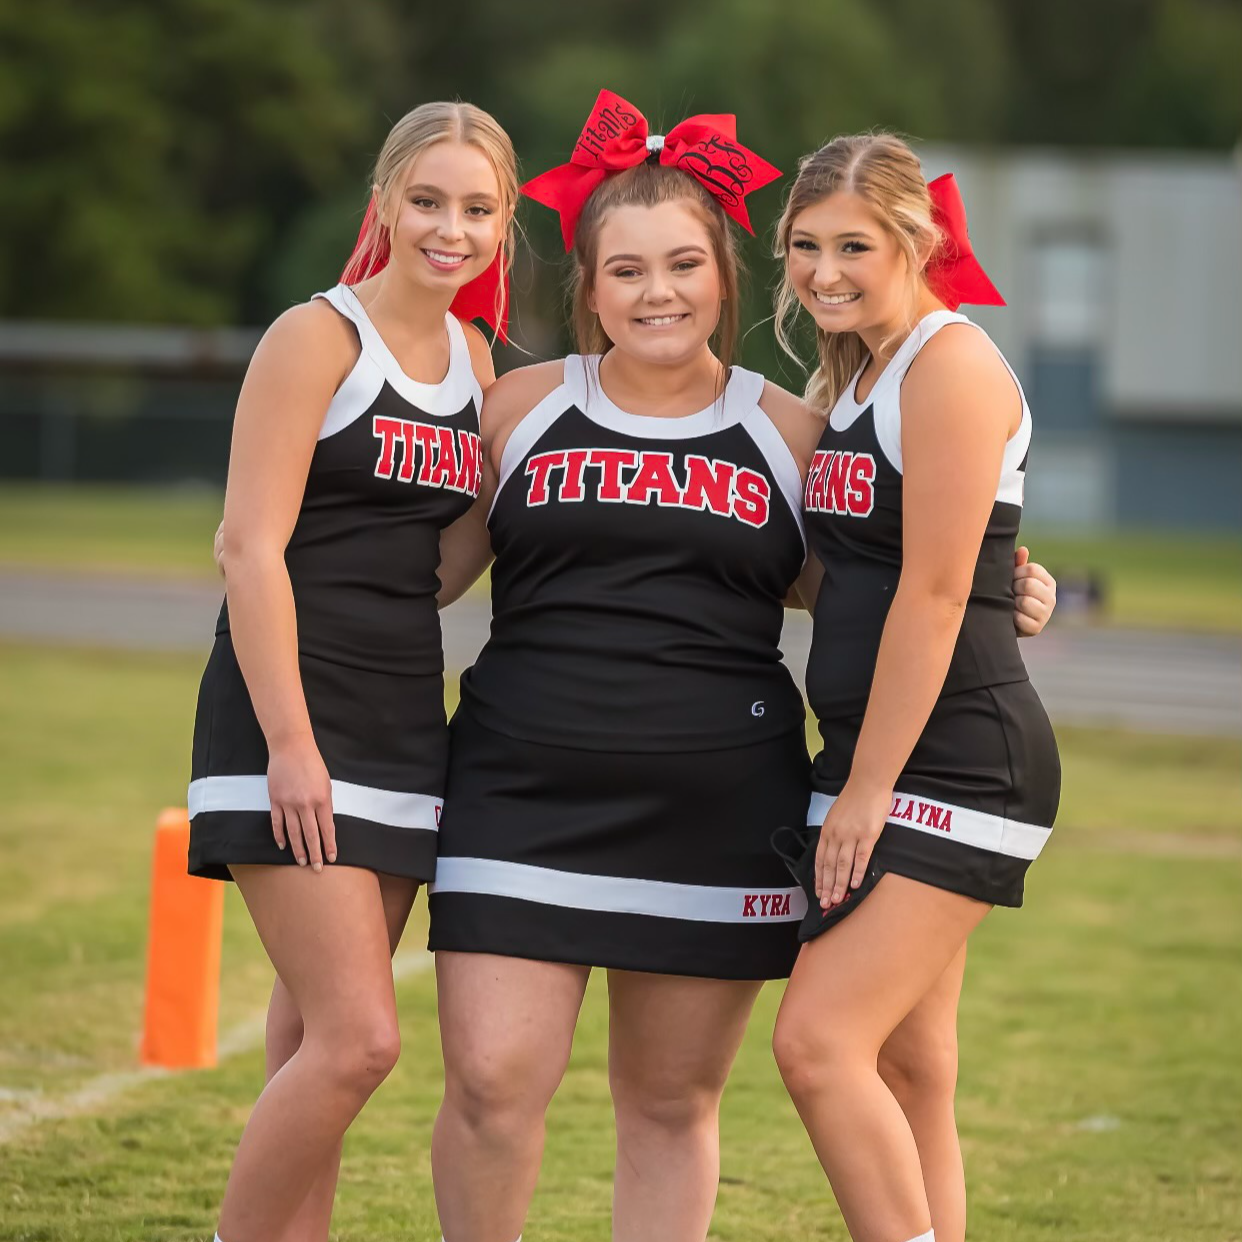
[740,403,807,551]
[489,368,574,519]
[807,791,1051,861]
[430,856,808,923]
[314,285,475,417]
[826,310,1030,511]
[316,350,386,440]
[187,775,442,832]
[578,354,749,440]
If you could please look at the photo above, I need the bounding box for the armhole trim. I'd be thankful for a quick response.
[740,406,807,552]
[489,372,574,520]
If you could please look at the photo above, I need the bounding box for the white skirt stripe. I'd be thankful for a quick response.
[431,856,807,924]
[188,775,441,832]
[807,791,1051,861]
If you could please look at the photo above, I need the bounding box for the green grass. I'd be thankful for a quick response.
[0,486,1238,630]
[1021,526,1242,633]
[0,484,224,579]
[0,642,1240,1240]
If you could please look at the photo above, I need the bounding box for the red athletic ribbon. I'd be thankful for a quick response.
[340,198,511,343]
[522,89,782,251]
[925,174,1005,311]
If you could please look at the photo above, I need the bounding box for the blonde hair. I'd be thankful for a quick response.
[570,163,743,386]
[342,101,520,332]
[773,133,941,412]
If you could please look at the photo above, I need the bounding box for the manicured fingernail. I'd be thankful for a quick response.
[312,862,322,873]
[328,853,337,863]
[278,841,286,850]
[297,857,306,866]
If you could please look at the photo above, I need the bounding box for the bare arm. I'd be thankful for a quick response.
[815,327,1019,906]
[219,300,355,870]
[436,320,499,607]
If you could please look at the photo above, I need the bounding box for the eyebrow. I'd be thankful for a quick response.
[406,183,500,205]
[791,229,874,241]
[603,245,710,264]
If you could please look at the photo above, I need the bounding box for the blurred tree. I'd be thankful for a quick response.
[3,0,1238,328]
[0,0,368,323]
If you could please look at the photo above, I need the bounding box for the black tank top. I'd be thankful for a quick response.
[217,284,483,675]
[804,311,1031,719]
[461,355,807,751]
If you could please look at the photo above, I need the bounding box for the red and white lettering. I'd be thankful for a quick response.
[558,449,592,501]
[682,454,736,516]
[806,449,876,518]
[372,417,481,495]
[743,894,758,918]
[373,416,403,480]
[624,452,682,507]
[457,430,482,497]
[732,468,771,528]
[428,426,460,489]
[525,450,567,506]
[590,448,639,501]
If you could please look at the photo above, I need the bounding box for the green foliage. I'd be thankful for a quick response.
[3,0,1240,327]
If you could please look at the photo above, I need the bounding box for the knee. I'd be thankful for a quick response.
[320,1011,402,1095]
[772,1010,848,1105]
[879,1028,958,1104]
[610,1071,721,1135]
[443,1049,556,1139]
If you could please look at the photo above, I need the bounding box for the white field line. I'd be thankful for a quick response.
[0,950,433,1145]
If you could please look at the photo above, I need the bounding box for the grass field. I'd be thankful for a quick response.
[1,641,1239,1241]
[1,483,1239,631]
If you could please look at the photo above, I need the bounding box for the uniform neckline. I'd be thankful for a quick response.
[320,284,474,417]
[575,354,743,440]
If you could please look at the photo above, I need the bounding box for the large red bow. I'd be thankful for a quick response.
[925,174,1004,311]
[522,89,781,251]
[340,199,511,343]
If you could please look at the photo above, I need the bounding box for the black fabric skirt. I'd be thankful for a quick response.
[428,706,812,980]
[188,633,446,882]
[807,679,1060,910]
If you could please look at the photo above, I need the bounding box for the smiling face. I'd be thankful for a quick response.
[384,140,505,293]
[786,190,915,338]
[585,200,724,366]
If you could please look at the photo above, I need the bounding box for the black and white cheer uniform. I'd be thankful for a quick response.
[804,311,1059,909]
[428,355,811,979]
[188,285,483,882]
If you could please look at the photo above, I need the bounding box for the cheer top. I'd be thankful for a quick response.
[460,355,807,752]
[215,284,484,675]
[804,311,1031,719]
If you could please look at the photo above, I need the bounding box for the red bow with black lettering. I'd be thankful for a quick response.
[925,174,1004,310]
[340,198,511,342]
[522,89,781,250]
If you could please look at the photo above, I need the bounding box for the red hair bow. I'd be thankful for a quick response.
[340,199,511,343]
[925,174,1004,311]
[522,89,781,251]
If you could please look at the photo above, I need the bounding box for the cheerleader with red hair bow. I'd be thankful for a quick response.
[767,134,1060,1242]
[424,98,1056,1242]
[191,101,515,1242]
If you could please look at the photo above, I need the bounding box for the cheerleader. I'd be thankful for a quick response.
[189,102,515,1242]
[768,134,1060,1242]
[424,97,1055,1242]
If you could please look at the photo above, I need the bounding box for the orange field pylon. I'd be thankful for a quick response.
[140,807,224,1069]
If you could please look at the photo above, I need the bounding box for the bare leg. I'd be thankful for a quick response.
[259,873,418,1242]
[607,970,764,1242]
[432,952,590,1242]
[214,865,405,1241]
[879,947,968,1242]
[772,875,989,1242]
